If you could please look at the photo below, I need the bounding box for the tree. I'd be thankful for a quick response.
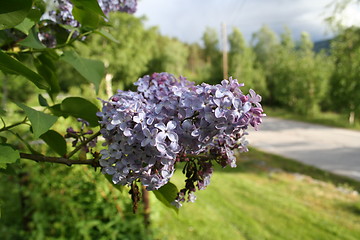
[330,27,360,123]
[253,26,332,115]
[76,12,159,90]
[201,27,223,83]
[146,35,189,77]
[266,27,296,108]
[291,32,332,116]
[280,27,295,49]
[252,25,279,67]
[186,43,207,81]
[228,27,267,98]
[251,25,280,105]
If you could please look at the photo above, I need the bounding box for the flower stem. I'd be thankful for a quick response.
[66,131,101,158]
[20,152,100,167]
[0,117,27,132]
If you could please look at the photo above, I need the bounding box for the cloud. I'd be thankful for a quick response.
[135,0,336,44]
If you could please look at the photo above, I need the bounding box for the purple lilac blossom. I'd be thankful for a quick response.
[48,0,79,27]
[98,72,265,204]
[98,0,137,15]
[48,0,137,24]
[40,0,137,47]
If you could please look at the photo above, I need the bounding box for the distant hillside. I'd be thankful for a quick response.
[313,39,332,53]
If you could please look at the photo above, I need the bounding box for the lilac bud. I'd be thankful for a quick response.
[66,127,76,134]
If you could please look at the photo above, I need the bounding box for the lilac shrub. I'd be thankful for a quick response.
[40,0,137,47]
[48,0,79,27]
[48,0,137,25]
[98,0,137,15]
[97,72,265,206]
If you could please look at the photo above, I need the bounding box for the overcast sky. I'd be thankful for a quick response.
[135,0,359,45]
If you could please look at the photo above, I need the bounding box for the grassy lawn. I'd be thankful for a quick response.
[2,104,360,239]
[150,149,360,240]
[266,107,360,131]
[1,148,359,239]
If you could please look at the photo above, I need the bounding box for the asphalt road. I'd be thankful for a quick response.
[247,117,360,181]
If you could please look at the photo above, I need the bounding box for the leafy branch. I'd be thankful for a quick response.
[3,30,94,55]
[20,152,100,167]
[0,117,28,132]
[66,130,101,158]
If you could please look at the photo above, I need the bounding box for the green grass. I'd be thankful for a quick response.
[266,107,360,131]
[1,148,359,240]
[150,149,360,240]
[2,102,360,239]
[245,148,360,192]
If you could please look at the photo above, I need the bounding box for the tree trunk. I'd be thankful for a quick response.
[142,185,151,228]
[105,73,113,98]
[349,111,355,125]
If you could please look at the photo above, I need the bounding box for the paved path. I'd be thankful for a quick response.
[247,117,360,181]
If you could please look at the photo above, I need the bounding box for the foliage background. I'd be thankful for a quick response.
[1,0,360,239]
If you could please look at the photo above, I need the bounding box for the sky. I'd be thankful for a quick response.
[135,0,360,45]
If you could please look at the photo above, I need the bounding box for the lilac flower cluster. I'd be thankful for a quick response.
[98,0,137,15]
[48,0,79,27]
[40,0,137,47]
[98,72,265,203]
[48,0,137,26]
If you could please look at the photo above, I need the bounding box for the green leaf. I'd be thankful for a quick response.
[95,29,120,43]
[0,0,32,30]
[38,20,72,47]
[0,163,16,175]
[0,50,50,90]
[71,0,106,17]
[60,97,99,127]
[16,103,58,139]
[0,30,15,48]
[153,182,179,213]
[14,18,35,35]
[40,130,67,156]
[38,94,49,107]
[0,144,20,169]
[71,0,106,29]
[61,50,104,93]
[48,104,68,117]
[34,53,60,99]
[72,7,101,29]
[19,27,46,49]
[0,136,7,144]
[104,174,124,192]
[28,1,46,22]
